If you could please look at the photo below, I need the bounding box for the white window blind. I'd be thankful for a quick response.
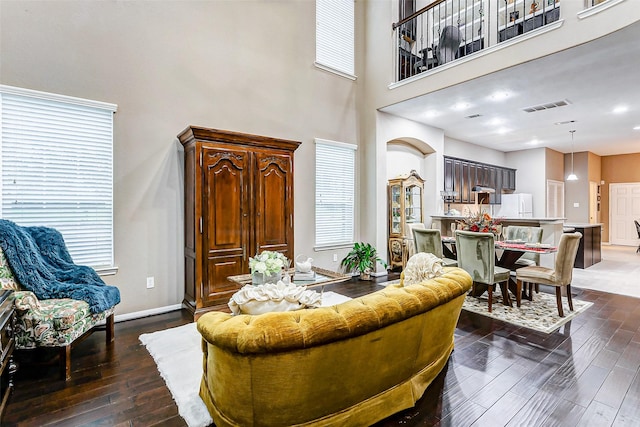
[315,139,357,247]
[0,85,116,269]
[316,0,355,77]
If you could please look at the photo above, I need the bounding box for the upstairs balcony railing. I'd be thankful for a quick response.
[393,0,561,82]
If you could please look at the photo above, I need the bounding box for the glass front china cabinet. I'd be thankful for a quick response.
[388,170,425,270]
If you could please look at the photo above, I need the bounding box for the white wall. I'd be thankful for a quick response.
[378,113,444,240]
[506,148,548,217]
[444,137,508,166]
[0,1,359,315]
[387,143,426,181]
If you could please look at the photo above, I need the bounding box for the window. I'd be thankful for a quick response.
[315,138,357,248]
[0,85,117,270]
[315,0,355,78]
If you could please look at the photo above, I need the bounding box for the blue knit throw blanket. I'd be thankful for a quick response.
[0,219,120,314]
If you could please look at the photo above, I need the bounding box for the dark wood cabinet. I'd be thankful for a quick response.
[178,126,300,318]
[461,162,471,203]
[503,168,516,191]
[443,156,516,204]
[572,225,602,269]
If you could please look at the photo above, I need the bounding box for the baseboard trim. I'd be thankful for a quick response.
[114,304,183,323]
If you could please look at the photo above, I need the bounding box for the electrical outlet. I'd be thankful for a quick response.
[573,202,580,208]
[146,276,155,289]
[333,253,338,262]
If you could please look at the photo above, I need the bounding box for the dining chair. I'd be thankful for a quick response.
[635,220,640,253]
[504,226,543,267]
[407,223,426,259]
[515,232,582,316]
[412,228,457,267]
[455,230,511,312]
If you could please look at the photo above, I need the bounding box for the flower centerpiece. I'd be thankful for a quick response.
[457,210,503,234]
[249,250,289,285]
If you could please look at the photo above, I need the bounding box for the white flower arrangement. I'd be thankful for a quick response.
[249,250,289,276]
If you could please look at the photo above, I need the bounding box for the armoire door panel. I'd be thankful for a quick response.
[254,152,293,257]
[202,147,249,281]
[204,257,243,304]
[260,169,286,244]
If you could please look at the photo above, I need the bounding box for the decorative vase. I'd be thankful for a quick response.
[359,269,372,281]
[251,271,282,285]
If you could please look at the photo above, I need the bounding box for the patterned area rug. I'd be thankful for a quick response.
[462,291,593,334]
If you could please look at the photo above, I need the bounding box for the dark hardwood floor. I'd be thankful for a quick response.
[5,276,640,426]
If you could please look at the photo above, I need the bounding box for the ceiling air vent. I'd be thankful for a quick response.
[465,114,482,119]
[522,99,572,113]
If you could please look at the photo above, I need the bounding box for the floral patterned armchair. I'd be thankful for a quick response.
[0,248,114,380]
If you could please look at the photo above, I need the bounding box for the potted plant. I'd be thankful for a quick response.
[340,242,388,280]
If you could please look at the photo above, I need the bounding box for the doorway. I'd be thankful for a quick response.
[609,183,640,246]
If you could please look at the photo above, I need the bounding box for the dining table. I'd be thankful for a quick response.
[441,236,558,305]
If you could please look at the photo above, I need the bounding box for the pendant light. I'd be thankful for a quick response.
[567,130,578,181]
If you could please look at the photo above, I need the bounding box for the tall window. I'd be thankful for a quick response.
[315,139,357,248]
[315,0,355,78]
[0,85,117,270]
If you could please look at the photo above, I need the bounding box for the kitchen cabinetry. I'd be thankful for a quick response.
[178,126,300,319]
[388,170,424,270]
[443,156,516,204]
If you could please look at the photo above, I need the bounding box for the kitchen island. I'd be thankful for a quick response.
[431,215,565,268]
[564,223,602,268]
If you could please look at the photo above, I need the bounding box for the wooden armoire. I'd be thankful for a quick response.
[178,126,300,319]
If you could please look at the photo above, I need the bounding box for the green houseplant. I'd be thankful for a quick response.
[340,242,388,280]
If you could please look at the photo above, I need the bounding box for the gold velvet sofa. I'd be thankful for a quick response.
[196,267,472,427]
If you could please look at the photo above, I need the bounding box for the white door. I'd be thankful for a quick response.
[609,183,640,246]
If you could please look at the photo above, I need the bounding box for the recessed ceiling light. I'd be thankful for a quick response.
[497,127,509,135]
[613,105,628,114]
[527,138,540,145]
[424,110,440,118]
[489,91,510,101]
[487,118,503,126]
[634,125,640,130]
[451,102,471,111]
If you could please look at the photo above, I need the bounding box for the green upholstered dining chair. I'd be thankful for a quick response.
[412,228,457,267]
[515,232,582,317]
[407,223,425,251]
[504,226,543,268]
[455,230,511,312]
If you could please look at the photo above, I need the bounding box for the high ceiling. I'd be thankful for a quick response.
[380,21,640,157]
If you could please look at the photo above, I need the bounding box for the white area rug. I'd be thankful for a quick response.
[378,279,400,287]
[139,291,352,427]
[139,322,212,427]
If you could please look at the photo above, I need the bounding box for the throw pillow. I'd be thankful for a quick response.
[228,281,322,315]
[402,252,445,286]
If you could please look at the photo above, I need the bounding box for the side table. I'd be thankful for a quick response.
[228,266,350,289]
[0,289,16,419]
